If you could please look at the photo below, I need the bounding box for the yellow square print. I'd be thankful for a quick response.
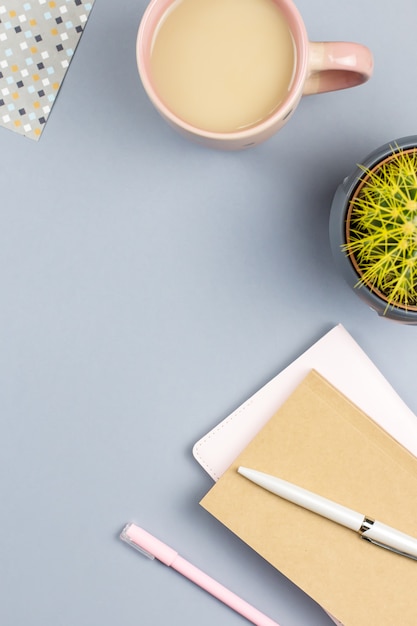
[0,0,96,140]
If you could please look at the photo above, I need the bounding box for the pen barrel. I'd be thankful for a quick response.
[361,520,417,559]
[239,468,363,531]
[171,555,280,626]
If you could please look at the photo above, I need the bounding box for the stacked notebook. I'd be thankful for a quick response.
[193,325,417,625]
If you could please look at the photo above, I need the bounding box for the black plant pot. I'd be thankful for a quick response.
[329,135,417,324]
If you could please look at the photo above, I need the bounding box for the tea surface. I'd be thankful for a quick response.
[150,0,296,133]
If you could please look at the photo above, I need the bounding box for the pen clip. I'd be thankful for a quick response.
[360,534,417,560]
[359,517,417,561]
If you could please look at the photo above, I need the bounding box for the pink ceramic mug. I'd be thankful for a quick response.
[136,0,373,150]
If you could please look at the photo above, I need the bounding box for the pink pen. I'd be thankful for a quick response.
[120,523,280,626]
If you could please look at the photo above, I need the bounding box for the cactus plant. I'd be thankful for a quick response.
[329,136,417,323]
[344,145,417,311]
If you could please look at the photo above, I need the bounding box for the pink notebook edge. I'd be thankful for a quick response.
[192,324,417,481]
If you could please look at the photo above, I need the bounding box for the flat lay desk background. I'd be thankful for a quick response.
[1,1,416,625]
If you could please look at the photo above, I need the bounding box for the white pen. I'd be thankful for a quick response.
[238,466,417,560]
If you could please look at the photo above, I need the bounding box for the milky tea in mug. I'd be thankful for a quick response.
[149,0,296,133]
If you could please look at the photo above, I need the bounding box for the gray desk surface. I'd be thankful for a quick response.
[1,1,416,625]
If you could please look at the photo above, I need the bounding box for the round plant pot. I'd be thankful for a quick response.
[329,135,417,324]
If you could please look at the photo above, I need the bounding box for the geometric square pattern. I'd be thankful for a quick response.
[0,0,95,140]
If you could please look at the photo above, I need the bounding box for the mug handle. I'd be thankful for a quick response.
[303,42,373,95]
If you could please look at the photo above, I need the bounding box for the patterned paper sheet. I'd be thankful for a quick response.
[0,0,95,140]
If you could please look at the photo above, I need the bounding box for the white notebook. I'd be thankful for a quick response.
[193,324,417,481]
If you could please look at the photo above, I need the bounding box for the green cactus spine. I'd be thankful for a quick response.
[344,146,417,311]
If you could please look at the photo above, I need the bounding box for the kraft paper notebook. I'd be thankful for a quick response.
[200,371,417,626]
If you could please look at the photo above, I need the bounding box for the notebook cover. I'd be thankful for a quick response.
[200,371,417,626]
[193,324,417,481]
